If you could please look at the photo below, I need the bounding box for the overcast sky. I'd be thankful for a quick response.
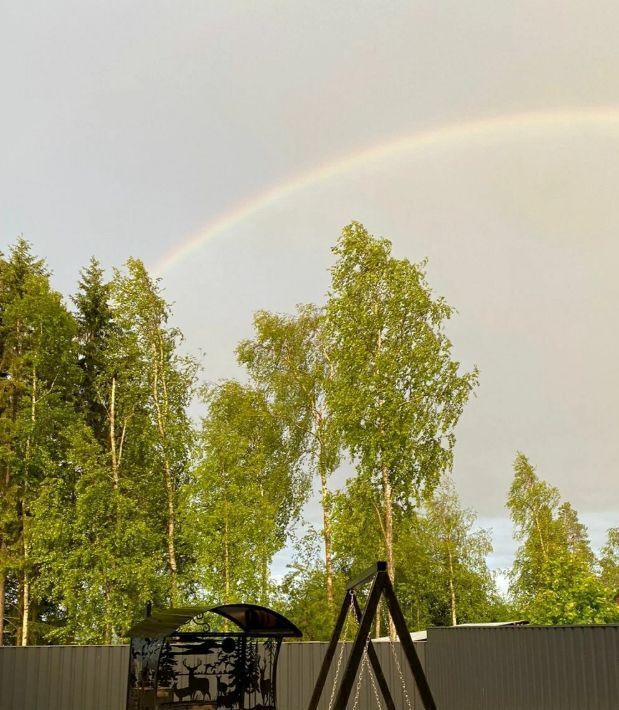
[2,1,618,579]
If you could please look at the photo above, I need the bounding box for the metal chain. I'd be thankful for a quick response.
[381,601,414,710]
[351,646,369,710]
[364,634,384,710]
[350,596,384,710]
[327,592,355,710]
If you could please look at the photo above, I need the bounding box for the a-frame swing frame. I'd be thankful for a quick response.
[307,561,437,710]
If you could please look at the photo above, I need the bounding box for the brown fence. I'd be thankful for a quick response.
[1,625,617,709]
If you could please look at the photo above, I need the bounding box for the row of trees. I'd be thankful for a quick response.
[0,224,616,645]
[0,245,198,643]
[508,453,617,625]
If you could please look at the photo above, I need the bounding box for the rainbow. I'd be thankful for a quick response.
[153,106,619,276]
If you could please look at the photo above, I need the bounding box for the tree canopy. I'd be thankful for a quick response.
[0,227,616,646]
[507,453,617,624]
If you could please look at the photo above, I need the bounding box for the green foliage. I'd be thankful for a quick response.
[31,257,191,642]
[0,239,83,644]
[191,381,306,605]
[72,258,113,444]
[276,529,349,641]
[0,245,200,644]
[237,305,340,614]
[325,223,478,580]
[2,227,616,646]
[598,528,619,598]
[111,258,198,604]
[508,453,617,624]
[31,423,165,643]
[326,223,478,503]
[320,473,505,635]
[420,478,498,626]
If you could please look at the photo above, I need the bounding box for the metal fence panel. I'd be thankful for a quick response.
[0,645,129,710]
[426,625,619,710]
[1,626,617,709]
[277,641,427,709]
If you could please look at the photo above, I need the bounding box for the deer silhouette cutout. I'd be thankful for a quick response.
[216,675,237,705]
[182,659,212,701]
[259,658,273,706]
[171,680,194,703]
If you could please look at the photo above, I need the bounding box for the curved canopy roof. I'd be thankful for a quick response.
[210,604,302,637]
[126,603,302,639]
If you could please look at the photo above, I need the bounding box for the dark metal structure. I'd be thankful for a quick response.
[307,561,436,710]
[126,604,301,710]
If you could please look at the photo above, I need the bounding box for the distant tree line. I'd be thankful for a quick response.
[0,224,616,645]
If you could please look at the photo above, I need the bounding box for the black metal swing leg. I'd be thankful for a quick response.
[383,575,436,710]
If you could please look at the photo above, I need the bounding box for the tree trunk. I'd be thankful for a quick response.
[261,556,269,607]
[381,463,396,639]
[223,500,230,605]
[20,366,37,647]
[21,573,30,646]
[15,571,23,647]
[152,345,179,604]
[319,465,334,615]
[533,507,548,559]
[447,546,457,626]
[164,471,178,604]
[20,518,29,646]
[381,465,395,581]
[223,500,230,632]
[0,560,5,646]
[103,583,112,644]
[109,376,119,490]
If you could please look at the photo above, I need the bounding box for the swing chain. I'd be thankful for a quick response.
[351,610,383,710]
[351,645,367,710]
[381,601,414,710]
[364,634,385,710]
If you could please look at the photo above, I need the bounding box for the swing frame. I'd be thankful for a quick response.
[307,561,437,710]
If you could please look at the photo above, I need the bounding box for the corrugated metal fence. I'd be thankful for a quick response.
[277,641,427,709]
[426,625,619,710]
[1,625,617,709]
[0,645,128,710]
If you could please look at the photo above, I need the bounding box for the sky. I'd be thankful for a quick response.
[2,1,618,582]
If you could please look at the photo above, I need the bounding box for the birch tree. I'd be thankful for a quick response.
[192,381,306,605]
[111,259,197,604]
[325,222,478,588]
[37,257,197,642]
[328,473,501,634]
[237,305,339,613]
[598,528,618,600]
[508,453,617,623]
[423,478,494,626]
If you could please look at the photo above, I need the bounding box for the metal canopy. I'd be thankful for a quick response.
[209,604,302,637]
[125,606,212,638]
[126,603,302,639]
